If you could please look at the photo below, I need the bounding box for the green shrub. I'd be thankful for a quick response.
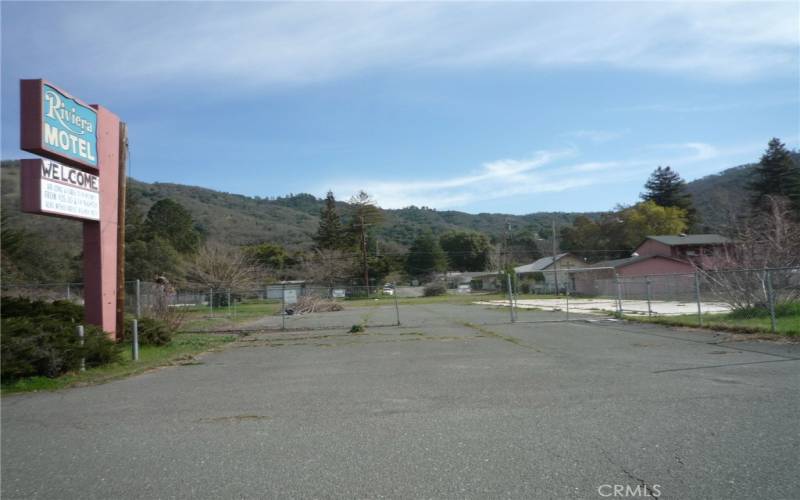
[124,317,173,346]
[1,297,83,322]
[728,302,800,319]
[423,282,447,296]
[349,324,365,333]
[1,297,121,380]
[1,316,119,380]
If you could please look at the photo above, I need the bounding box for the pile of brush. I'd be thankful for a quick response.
[284,295,344,315]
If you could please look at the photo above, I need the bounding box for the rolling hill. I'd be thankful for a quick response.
[1,154,793,283]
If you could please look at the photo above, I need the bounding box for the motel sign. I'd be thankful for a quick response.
[21,81,99,169]
[19,79,126,339]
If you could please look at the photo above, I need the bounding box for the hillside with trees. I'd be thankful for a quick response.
[1,142,797,285]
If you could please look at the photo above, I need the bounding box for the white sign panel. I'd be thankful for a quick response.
[39,160,100,220]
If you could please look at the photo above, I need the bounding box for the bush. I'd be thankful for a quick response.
[1,297,83,322]
[124,317,173,346]
[1,298,120,380]
[728,302,800,319]
[423,282,447,296]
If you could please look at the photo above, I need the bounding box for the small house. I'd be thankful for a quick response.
[635,234,732,269]
[514,253,588,292]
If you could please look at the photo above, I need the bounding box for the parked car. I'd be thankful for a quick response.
[382,284,395,295]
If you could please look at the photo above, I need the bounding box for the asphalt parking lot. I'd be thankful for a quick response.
[2,304,799,499]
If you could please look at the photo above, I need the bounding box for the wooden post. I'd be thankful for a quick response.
[115,123,128,338]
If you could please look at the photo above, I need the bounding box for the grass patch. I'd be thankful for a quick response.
[180,301,281,331]
[1,333,236,395]
[624,312,799,336]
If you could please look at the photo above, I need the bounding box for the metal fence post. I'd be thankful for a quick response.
[645,277,652,317]
[281,283,286,331]
[135,279,141,319]
[209,288,214,317]
[66,283,71,301]
[227,289,232,317]
[766,269,777,333]
[694,272,703,327]
[394,287,401,326]
[132,319,140,361]
[77,325,85,372]
[506,273,516,323]
[565,282,570,321]
[614,272,623,316]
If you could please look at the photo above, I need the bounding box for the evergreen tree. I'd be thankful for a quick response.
[314,191,345,250]
[144,199,201,254]
[348,191,384,290]
[405,232,447,280]
[125,193,186,280]
[440,230,492,271]
[641,166,698,228]
[749,138,800,214]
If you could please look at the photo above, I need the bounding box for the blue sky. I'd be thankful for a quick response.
[2,1,798,214]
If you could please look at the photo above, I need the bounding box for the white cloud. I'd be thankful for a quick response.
[3,2,797,90]
[323,141,749,210]
[563,130,629,143]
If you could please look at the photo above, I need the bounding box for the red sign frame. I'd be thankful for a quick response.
[20,79,99,170]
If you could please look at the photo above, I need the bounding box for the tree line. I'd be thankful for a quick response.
[561,137,800,263]
[3,138,797,289]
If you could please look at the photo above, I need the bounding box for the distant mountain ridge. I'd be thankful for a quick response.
[1,155,791,281]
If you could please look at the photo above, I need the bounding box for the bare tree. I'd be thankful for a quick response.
[149,275,186,333]
[699,196,800,309]
[301,248,357,287]
[187,243,260,291]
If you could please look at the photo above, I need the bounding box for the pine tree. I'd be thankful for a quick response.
[641,166,698,228]
[314,191,345,250]
[348,191,384,292]
[749,138,800,214]
[144,198,201,254]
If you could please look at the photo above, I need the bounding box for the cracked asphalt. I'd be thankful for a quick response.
[2,304,799,499]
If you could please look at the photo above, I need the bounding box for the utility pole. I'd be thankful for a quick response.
[503,220,512,269]
[552,218,559,296]
[115,122,128,337]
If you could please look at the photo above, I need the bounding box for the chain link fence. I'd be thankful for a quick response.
[3,267,798,333]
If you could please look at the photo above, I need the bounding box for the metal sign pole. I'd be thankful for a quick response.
[132,319,139,361]
[77,325,85,372]
[645,277,652,317]
[136,279,141,319]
